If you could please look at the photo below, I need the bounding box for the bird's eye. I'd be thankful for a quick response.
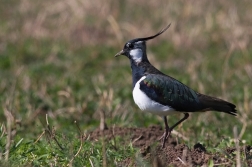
[126,43,134,48]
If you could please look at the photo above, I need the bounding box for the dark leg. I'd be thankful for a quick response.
[162,116,170,148]
[169,113,189,130]
[160,113,189,148]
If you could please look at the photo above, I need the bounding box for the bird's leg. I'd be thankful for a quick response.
[158,117,168,140]
[160,113,189,148]
[158,116,171,148]
[169,113,189,131]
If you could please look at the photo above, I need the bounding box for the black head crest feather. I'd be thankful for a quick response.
[130,23,171,43]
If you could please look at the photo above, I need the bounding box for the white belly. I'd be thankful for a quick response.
[132,76,176,116]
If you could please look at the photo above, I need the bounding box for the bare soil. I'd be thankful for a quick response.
[89,125,252,166]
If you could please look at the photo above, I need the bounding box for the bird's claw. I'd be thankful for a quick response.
[159,131,171,148]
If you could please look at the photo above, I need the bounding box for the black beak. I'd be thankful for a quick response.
[115,49,126,57]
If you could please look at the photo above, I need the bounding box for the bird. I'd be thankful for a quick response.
[115,23,237,148]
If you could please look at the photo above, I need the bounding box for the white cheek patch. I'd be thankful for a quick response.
[130,49,143,63]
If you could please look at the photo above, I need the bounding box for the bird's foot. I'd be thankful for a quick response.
[158,133,165,141]
[159,131,171,148]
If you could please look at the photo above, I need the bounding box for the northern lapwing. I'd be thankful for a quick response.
[115,24,237,148]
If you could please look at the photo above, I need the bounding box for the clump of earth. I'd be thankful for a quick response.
[89,125,252,166]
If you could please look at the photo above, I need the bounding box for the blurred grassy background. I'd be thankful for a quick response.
[0,0,252,166]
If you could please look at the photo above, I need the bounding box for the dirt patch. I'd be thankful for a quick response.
[89,126,252,166]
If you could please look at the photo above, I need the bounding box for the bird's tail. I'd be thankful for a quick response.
[198,94,237,116]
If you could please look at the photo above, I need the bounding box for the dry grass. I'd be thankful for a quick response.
[1,0,251,48]
[0,0,252,166]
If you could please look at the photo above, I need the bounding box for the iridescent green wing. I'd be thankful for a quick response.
[139,74,203,111]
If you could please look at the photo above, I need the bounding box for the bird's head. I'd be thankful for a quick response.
[115,23,171,64]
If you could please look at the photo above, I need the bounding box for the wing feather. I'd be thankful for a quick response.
[139,74,203,111]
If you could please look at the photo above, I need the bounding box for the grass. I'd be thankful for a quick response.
[0,0,252,166]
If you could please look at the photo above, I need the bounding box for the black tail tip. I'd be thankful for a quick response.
[226,104,237,116]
